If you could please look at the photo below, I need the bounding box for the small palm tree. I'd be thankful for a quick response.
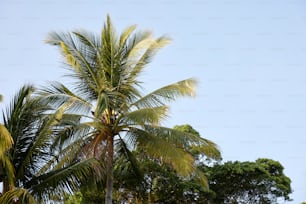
[42,15,220,204]
[0,85,101,203]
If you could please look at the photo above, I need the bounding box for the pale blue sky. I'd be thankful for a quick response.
[1,0,306,203]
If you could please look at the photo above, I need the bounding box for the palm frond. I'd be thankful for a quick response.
[120,106,168,126]
[0,188,36,204]
[49,113,84,151]
[143,125,221,160]
[36,136,88,177]
[1,85,50,183]
[38,82,92,114]
[100,15,118,84]
[0,155,15,189]
[127,128,195,176]
[127,36,171,84]
[41,122,95,174]
[46,31,101,97]
[3,85,36,137]
[127,37,156,60]
[15,105,68,180]
[193,167,209,188]
[0,124,14,156]
[72,29,101,54]
[114,136,142,180]
[132,78,197,108]
[51,137,90,171]
[119,24,137,49]
[28,158,103,202]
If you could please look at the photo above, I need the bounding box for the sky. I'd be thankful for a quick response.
[1,0,306,202]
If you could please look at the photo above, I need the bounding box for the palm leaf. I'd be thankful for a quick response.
[27,158,102,202]
[120,106,168,126]
[143,125,221,160]
[1,156,15,185]
[39,82,92,114]
[127,128,195,176]
[119,25,136,48]
[193,167,209,188]
[114,136,142,180]
[0,124,14,157]
[132,78,197,108]
[14,98,76,181]
[3,85,36,138]
[127,36,171,84]
[1,85,50,184]
[46,32,100,96]
[0,188,36,204]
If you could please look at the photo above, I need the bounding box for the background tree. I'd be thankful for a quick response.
[203,158,292,204]
[63,124,292,204]
[42,15,220,204]
[0,85,101,203]
[113,154,215,204]
[109,157,292,204]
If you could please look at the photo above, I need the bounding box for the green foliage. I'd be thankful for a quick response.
[65,125,219,203]
[204,158,292,204]
[64,192,82,204]
[78,177,105,204]
[0,188,36,204]
[138,158,214,203]
[173,124,201,136]
[43,15,220,203]
[0,124,15,189]
[110,154,215,204]
[110,156,292,204]
[0,85,102,203]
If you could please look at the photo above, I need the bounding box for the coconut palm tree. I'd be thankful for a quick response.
[41,15,220,204]
[0,85,102,203]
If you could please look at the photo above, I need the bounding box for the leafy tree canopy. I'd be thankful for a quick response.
[204,158,292,204]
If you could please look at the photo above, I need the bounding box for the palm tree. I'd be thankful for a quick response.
[0,85,102,203]
[42,15,220,204]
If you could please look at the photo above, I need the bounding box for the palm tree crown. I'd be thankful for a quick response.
[0,85,101,204]
[42,15,220,204]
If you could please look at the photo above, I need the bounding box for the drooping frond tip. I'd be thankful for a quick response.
[45,32,61,46]
[0,124,14,153]
[183,77,198,97]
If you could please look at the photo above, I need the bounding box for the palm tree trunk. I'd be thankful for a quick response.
[3,178,10,193]
[105,134,114,204]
